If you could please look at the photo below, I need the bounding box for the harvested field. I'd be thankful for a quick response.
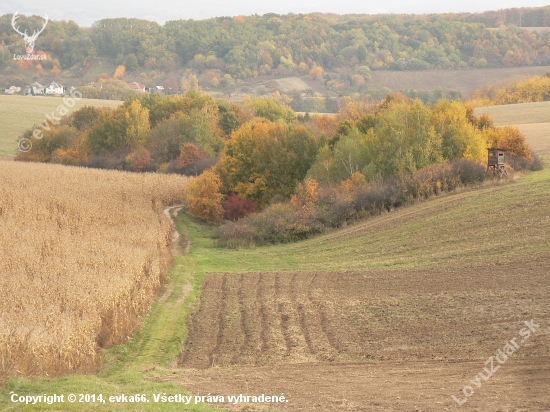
[475,101,550,126]
[175,357,550,411]
[273,77,311,93]
[0,161,189,377]
[475,102,550,158]
[179,258,550,410]
[174,169,550,411]
[369,65,550,95]
[516,123,550,158]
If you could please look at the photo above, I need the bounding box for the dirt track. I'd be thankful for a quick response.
[173,255,550,410]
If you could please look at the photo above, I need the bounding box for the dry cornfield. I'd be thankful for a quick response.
[0,161,189,377]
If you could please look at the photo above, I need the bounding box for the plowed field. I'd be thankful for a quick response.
[181,257,550,370]
[178,257,550,410]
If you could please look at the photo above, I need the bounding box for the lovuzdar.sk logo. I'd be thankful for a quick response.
[11,11,49,60]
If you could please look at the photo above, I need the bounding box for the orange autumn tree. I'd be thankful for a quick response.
[484,126,532,160]
[309,66,324,79]
[176,143,208,169]
[340,171,367,199]
[312,114,339,140]
[291,178,319,209]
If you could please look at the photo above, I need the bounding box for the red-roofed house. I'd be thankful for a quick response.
[129,81,146,91]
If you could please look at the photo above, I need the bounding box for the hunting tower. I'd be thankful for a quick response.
[487,148,508,178]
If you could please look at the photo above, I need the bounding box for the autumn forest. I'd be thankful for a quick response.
[2,6,550,88]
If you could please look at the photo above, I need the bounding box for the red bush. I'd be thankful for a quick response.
[224,194,256,220]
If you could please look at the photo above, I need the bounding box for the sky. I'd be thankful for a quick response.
[1,0,550,26]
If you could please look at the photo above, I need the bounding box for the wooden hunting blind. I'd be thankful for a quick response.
[487,148,508,178]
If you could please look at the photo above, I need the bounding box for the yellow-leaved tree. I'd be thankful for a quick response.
[113,64,126,79]
[431,100,486,163]
[125,99,150,148]
[185,170,225,224]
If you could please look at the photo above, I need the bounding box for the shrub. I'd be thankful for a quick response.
[216,159,489,247]
[451,159,486,184]
[176,143,208,169]
[529,152,544,171]
[216,221,259,248]
[224,194,257,220]
[126,148,153,172]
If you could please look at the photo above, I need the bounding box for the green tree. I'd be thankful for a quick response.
[243,93,296,123]
[332,127,370,180]
[306,145,336,184]
[368,100,442,178]
[124,53,139,71]
[87,107,129,154]
[147,116,181,164]
[179,106,223,156]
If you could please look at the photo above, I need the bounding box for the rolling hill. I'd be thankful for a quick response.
[1,101,549,411]
[4,166,549,410]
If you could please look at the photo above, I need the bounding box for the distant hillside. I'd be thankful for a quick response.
[1,6,550,96]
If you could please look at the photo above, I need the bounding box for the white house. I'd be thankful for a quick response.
[147,85,165,94]
[45,82,64,95]
[30,82,45,95]
[4,86,21,95]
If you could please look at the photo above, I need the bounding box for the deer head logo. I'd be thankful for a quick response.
[11,12,49,54]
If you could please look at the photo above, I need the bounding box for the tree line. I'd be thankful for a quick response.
[469,73,550,106]
[15,90,538,244]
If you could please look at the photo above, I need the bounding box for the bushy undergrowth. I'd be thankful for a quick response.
[216,160,489,248]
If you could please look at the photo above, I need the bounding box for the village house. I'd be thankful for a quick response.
[3,86,21,95]
[45,82,64,95]
[129,81,146,91]
[146,86,164,94]
[29,82,45,95]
